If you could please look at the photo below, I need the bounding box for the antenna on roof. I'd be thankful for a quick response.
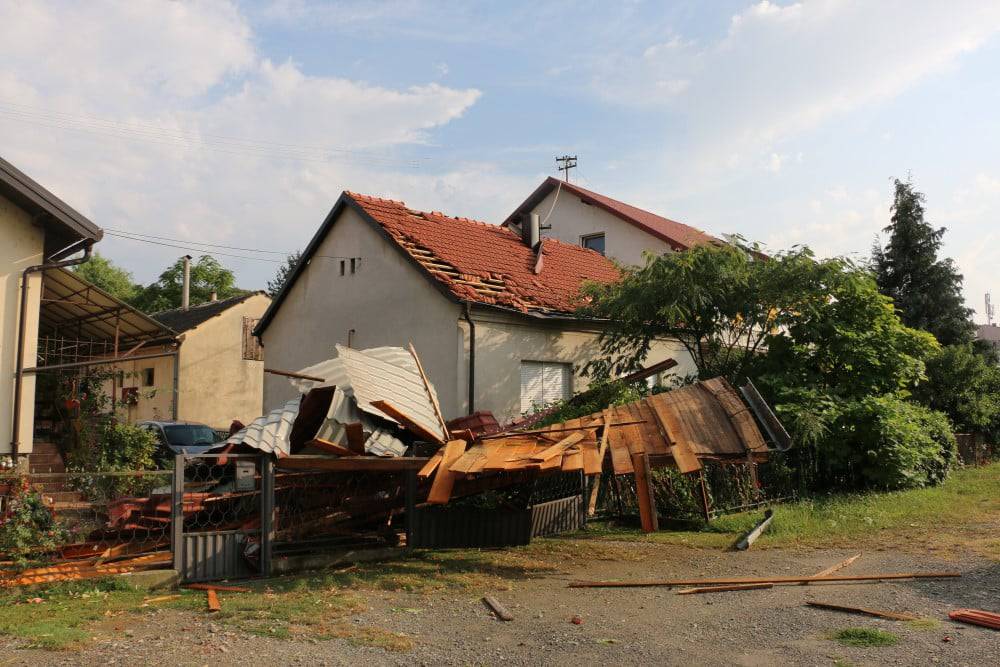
[556,155,577,183]
[987,292,995,326]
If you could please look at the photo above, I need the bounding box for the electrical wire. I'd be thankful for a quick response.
[104,232,285,263]
[105,229,357,261]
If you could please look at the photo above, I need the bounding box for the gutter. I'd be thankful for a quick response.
[10,239,94,457]
[463,302,476,414]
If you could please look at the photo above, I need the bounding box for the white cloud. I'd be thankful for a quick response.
[0,0,486,287]
[592,1,1000,174]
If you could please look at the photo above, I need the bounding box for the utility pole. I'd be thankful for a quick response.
[556,155,577,182]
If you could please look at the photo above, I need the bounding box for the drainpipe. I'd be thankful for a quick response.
[462,302,476,414]
[11,239,94,457]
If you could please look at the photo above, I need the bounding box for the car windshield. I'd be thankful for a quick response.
[162,425,217,447]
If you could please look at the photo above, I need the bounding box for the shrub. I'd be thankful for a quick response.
[829,396,956,490]
[534,380,645,427]
[0,478,68,566]
[67,420,159,502]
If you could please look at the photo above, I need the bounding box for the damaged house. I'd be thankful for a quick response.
[255,191,704,424]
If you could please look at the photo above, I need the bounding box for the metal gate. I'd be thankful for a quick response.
[172,453,273,583]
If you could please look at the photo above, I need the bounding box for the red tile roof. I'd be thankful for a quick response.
[346,191,620,314]
[505,177,718,251]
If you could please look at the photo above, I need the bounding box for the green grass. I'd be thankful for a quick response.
[0,578,148,650]
[832,627,900,647]
[585,463,1000,556]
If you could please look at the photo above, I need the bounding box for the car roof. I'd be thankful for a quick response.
[138,420,213,428]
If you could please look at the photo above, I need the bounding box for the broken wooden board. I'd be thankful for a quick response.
[676,583,773,595]
[646,395,701,474]
[206,588,221,612]
[806,601,918,622]
[802,554,861,584]
[344,422,366,454]
[308,438,357,457]
[482,595,514,621]
[417,452,443,479]
[525,431,585,462]
[426,439,468,504]
[632,451,658,533]
[568,571,962,588]
[370,399,446,445]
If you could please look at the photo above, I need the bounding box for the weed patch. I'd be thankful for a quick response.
[832,627,900,647]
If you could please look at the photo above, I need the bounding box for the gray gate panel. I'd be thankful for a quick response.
[182,531,256,582]
[531,495,584,537]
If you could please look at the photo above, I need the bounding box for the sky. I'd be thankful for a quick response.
[2,0,1000,322]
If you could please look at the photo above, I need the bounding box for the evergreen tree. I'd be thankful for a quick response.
[872,179,974,345]
[266,250,302,297]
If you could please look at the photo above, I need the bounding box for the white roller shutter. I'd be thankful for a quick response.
[520,361,572,415]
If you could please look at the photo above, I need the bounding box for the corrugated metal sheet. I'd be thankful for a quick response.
[224,399,299,456]
[531,495,585,537]
[181,531,257,582]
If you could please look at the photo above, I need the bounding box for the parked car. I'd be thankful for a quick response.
[137,420,220,458]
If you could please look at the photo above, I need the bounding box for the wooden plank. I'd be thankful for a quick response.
[408,342,449,441]
[426,439,467,504]
[806,601,918,622]
[344,422,366,454]
[521,431,585,462]
[631,451,658,533]
[587,410,613,516]
[646,396,702,473]
[183,583,251,592]
[802,554,861,584]
[206,588,221,612]
[450,444,490,474]
[417,452,443,479]
[480,420,646,439]
[676,583,773,595]
[567,571,962,588]
[370,399,445,446]
[482,595,514,621]
[307,438,357,457]
[560,449,584,472]
[276,456,429,472]
[264,367,325,382]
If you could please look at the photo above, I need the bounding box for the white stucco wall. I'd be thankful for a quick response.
[0,193,44,456]
[110,346,177,424]
[260,207,463,416]
[464,308,698,424]
[530,189,674,267]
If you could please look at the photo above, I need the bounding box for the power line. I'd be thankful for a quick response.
[104,231,285,263]
[105,228,356,261]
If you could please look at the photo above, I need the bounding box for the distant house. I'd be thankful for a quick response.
[120,292,273,430]
[255,191,696,424]
[504,177,718,266]
[976,324,1000,356]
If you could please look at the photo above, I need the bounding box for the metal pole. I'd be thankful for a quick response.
[260,455,274,576]
[171,350,180,421]
[171,453,185,576]
[404,468,416,549]
[181,255,191,310]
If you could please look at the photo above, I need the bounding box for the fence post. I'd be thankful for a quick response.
[404,468,416,549]
[171,453,184,575]
[260,455,275,576]
[579,470,588,529]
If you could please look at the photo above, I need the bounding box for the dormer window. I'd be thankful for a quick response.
[581,233,605,255]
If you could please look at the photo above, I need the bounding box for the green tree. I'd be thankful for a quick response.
[133,255,246,313]
[71,253,138,303]
[266,250,301,297]
[913,344,1000,434]
[872,179,974,345]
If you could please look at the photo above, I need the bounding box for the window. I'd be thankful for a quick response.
[350,257,357,274]
[242,316,264,361]
[339,260,346,276]
[520,361,572,415]
[581,233,606,255]
[142,368,155,387]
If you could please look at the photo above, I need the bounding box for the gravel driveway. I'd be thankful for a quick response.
[1,540,997,666]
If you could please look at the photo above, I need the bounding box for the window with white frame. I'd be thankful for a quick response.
[581,232,606,255]
[519,361,572,415]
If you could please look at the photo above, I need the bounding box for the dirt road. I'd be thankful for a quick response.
[1,537,997,666]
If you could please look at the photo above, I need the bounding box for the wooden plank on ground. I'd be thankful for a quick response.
[802,554,861,584]
[206,589,221,612]
[426,439,468,504]
[631,451,658,533]
[567,571,962,588]
[183,583,251,592]
[806,601,918,622]
[676,583,773,595]
[482,595,514,621]
[370,399,445,445]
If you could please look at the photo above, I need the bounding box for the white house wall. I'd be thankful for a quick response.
[0,193,44,455]
[530,188,674,267]
[260,206,463,417]
[466,309,697,424]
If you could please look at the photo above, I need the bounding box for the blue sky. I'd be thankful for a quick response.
[2,1,1000,321]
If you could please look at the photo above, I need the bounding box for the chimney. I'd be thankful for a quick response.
[210,291,218,302]
[522,212,540,249]
[181,255,192,311]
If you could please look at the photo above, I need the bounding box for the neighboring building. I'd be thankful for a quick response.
[504,177,718,267]
[137,292,272,430]
[1,156,103,465]
[976,324,1000,355]
[255,191,696,424]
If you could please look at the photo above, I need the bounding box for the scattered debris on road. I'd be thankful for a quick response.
[806,601,918,621]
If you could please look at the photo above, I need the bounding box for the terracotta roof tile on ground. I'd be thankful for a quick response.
[347,191,620,314]
[505,176,718,250]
